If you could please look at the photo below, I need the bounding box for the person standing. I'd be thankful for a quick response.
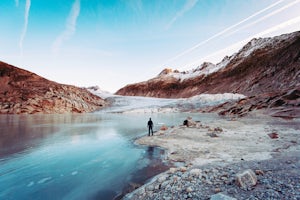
[147,118,154,136]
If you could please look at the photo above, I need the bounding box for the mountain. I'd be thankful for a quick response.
[0,62,106,114]
[116,31,300,117]
[116,31,300,98]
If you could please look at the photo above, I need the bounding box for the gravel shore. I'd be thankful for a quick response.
[123,114,300,199]
[124,151,300,200]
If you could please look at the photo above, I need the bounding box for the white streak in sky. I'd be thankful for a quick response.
[15,0,19,7]
[19,0,31,56]
[226,0,300,37]
[52,0,81,54]
[163,0,285,64]
[181,15,300,70]
[165,0,198,30]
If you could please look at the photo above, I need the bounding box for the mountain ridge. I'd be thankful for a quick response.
[0,61,106,114]
[116,31,300,98]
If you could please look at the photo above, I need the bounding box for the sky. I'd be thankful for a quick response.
[1,0,300,92]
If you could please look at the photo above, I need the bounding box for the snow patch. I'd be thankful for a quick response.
[87,86,113,99]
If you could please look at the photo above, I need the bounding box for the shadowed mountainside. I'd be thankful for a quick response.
[116,32,300,117]
[0,62,106,114]
[116,31,300,98]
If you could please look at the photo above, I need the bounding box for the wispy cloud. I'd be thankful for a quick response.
[15,0,19,7]
[52,0,81,54]
[165,0,198,30]
[162,0,285,65]
[19,0,31,56]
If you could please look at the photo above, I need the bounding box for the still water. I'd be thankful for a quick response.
[0,112,200,200]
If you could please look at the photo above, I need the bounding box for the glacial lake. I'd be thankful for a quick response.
[0,112,204,200]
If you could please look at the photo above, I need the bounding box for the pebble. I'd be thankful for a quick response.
[161,181,170,189]
[214,187,221,193]
[169,167,177,173]
[186,186,193,193]
[146,185,154,191]
[189,168,202,176]
[180,166,187,172]
[157,175,168,183]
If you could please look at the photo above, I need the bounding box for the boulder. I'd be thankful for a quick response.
[160,125,168,131]
[235,169,257,189]
[268,132,279,139]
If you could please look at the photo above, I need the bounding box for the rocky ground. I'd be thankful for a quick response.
[124,151,300,200]
[123,113,300,199]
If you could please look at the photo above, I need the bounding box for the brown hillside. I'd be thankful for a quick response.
[0,61,106,114]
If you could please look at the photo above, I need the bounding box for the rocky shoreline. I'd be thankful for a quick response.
[123,114,300,199]
[124,151,300,200]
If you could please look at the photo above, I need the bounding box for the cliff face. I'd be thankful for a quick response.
[116,31,300,98]
[0,62,106,114]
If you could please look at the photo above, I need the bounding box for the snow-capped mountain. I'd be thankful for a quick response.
[116,31,300,99]
[157,57,233,82]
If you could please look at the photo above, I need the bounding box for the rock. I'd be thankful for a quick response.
[214,188,222,193]
[210,193,237,200]
[214,127,223,132]
[157,175,168,183]
[146,185,154,191]
[186,186,193,193]
[268,132,279,139]
[180,166,187,172]
[255,169,264,176]
[160,125,168,131]
[236,169,257,189]
[207,132,219,137]
[169,167,177,174]
[183,117,197,127]
[190,168,202,176]
[161,181,170,189]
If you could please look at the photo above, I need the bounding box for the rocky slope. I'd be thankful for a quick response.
[0,61,106,114]
[116,31,300,117]
[116,31,300,98]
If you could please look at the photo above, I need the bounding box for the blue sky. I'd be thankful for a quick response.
[1,0,300,92]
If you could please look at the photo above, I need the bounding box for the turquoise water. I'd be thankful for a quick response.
[0,113,200,199]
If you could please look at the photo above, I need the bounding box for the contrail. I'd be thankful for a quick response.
[162,0,286,65]
[181,15,300,70]
[165,0,198,30]
[19,0,31,56]
[52,0,81,54]
[226,0,300,37]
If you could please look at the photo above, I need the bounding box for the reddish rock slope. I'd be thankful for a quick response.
[116,31,300,98]
[0,62,106,114]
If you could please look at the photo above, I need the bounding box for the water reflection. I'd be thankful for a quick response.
[0,114,105,158]
[1,113,201,200]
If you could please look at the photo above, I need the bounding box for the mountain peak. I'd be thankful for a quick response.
[116,31,300,98]
[158,68,175,76]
